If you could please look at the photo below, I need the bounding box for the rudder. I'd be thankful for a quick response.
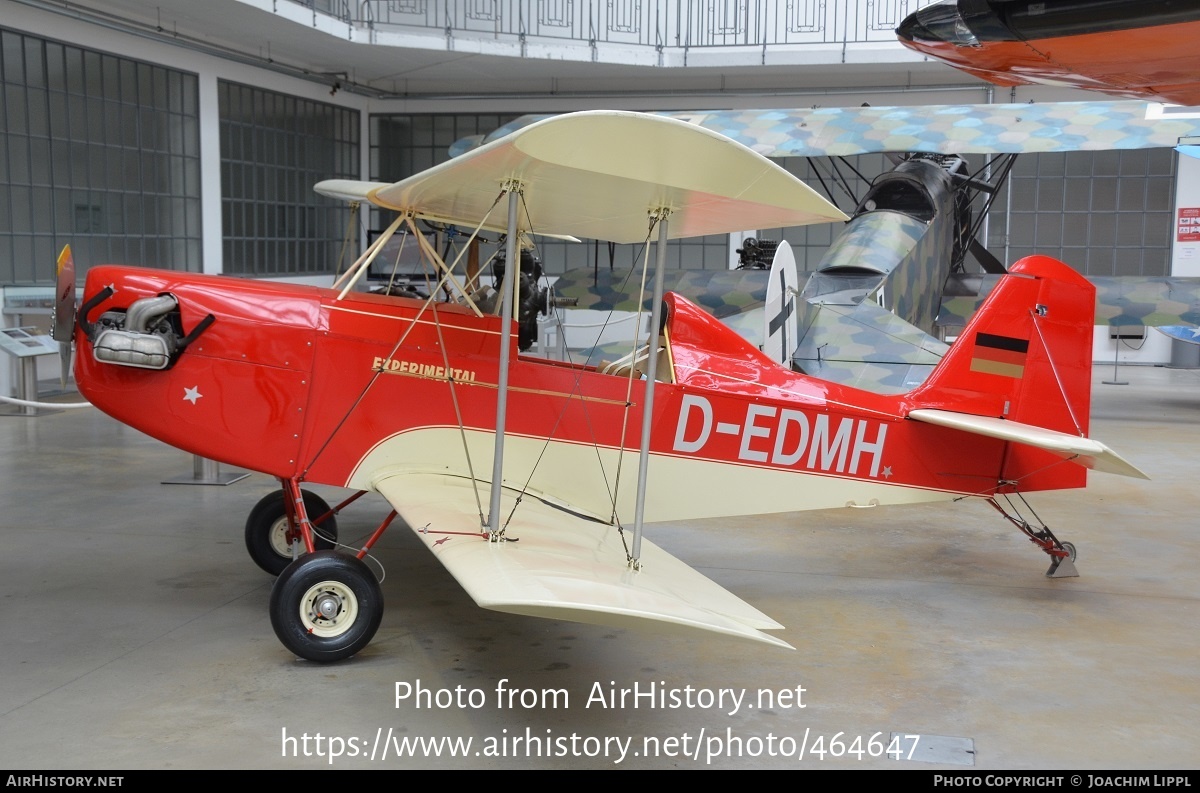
[908,255,1096,490]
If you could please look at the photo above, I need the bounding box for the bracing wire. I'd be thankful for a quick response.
[332,202,360,280]
[301,191,506,476]
[384,228,408,294]
[607,215,660,523]
[497,198,657,535]
[430,301,487,528]
[1027,307,1084,437]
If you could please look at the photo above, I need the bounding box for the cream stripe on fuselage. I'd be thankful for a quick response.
[349,426,963,525]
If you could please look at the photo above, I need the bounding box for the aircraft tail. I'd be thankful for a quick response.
[906,255,1146,488]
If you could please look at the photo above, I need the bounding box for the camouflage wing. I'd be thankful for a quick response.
[551,267,787,363]
[792,298,948,394]
[1155,326,1200,345]
[552,266,776,318]
[452,102,1200,158]
[1091,276,1200,327]
[673,102,1200,157]
[938,274,1200,330]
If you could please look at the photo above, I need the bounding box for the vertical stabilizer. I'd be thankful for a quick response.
[761,241,799,366]
[907,255,1096,490]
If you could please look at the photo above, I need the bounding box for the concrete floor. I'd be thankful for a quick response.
[1,365,1198,770]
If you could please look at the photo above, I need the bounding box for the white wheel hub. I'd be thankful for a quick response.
[300,580,359,638]
[269,517,294,558]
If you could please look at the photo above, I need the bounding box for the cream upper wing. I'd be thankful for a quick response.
[351,110,847,245]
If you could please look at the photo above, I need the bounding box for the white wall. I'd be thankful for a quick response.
[1172,147,1200,276]
[1108,144,1200,367]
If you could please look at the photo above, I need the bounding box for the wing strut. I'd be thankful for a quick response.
[334,213,405,300]
[629,208,672,567]
[487,182,523,538]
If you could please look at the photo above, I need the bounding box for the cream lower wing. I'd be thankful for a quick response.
[373,472,791,649]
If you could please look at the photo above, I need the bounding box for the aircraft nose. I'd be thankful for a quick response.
[896,1,978,47]
[895,9,929,42]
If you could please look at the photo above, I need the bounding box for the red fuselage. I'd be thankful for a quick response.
[74,264,1085,524]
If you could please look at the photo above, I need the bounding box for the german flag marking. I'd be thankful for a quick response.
[970,332,1028,378]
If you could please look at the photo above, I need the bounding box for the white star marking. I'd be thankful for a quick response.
[183,386,202,405]
[881,466,893,479]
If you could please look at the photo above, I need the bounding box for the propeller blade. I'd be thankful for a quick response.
[52,245,76,388]
[949,170,997,194]
[969,238,1008,275]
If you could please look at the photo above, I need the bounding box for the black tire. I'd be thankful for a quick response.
[269,551,383,662]
[244,490,339,576]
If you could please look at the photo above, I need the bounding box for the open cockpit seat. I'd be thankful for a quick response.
[599,333,675,383]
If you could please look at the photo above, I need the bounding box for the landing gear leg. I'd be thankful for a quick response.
[245,488,339,576]
[245,481,371,575]
[985,495,1079,578]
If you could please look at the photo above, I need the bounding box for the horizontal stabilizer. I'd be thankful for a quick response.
[908,409,1149,479]
[374,473,791,648]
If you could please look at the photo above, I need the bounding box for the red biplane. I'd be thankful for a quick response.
[58,111,1145,662]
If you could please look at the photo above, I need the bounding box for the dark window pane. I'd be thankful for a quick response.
[24,36,45,88]
[0,30,202,281]
[218,80,358,275]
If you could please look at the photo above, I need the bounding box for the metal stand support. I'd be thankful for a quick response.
[0,359,60,417]
[1046,556,1079,578]
[1101,333,1127,386]
[162,454,250,486]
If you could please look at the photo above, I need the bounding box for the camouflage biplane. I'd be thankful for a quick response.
[397,101,1200,392]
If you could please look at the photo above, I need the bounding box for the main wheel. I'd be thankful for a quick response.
[269,551,383,662]
[244,490,339,576]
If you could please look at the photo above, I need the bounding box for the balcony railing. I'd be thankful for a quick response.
[305,1,939,50]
